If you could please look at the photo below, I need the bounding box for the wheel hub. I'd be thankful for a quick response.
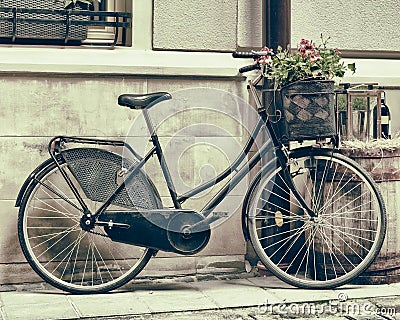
[80,212,95,231]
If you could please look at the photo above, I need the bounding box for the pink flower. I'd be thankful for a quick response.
[298,39,315,53]
[257,47,273,65]
[301,49,314,58]
[310,53,322,62]
[334,48,342,54]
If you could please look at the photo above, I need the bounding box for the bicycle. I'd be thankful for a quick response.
[16,50,386,293]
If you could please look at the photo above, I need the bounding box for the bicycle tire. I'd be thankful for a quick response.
[18,153,159,294]
[247,147,386,289]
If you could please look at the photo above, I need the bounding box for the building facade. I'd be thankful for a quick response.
[0,0,399,285]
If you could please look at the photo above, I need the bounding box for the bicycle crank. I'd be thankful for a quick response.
[166,211,210,254]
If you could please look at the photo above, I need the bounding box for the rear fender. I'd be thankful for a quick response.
[15,156,61,207]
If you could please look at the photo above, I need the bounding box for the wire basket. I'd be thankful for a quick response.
[271,79,336,142]
[0,0,89,41]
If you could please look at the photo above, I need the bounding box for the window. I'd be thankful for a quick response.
[84,0,132,46]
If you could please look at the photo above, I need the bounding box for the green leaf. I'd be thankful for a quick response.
[347,63,356,73]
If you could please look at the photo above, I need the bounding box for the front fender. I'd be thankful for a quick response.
[241,157,277,241]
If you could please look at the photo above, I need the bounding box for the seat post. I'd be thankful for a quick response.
[142,108,156,135]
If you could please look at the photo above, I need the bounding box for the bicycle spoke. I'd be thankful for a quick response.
[314,158,331,212]
[34,178,84,213]
[258,224,307,241]
[91,240,112,282]
[320,160,340,213]
[262,175,307,214]
[42,228,85,266]
[97,227,131,275]
[30,195,79,222]
[55,231,86,279]
[303,227,318,280]
[70,231,84,284]
[285,226,316,278]
[316,226,346,277]
[321,221,376,248]
[318,173,359,214]
[267,223,312,262]
[255,204,306,221]
[324,193,374,218]
[30,224,79,250]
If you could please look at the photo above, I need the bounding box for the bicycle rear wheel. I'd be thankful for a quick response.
[18,151,160,293]
[248,148,386,288]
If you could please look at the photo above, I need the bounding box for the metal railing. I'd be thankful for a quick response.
[0,7,131,46]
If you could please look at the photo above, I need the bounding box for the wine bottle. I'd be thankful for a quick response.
[373,97,391,139]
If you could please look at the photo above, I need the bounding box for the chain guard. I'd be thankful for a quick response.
[101,210,210,255]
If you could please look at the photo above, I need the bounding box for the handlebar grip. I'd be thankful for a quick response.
[239,64,260,73]
[232,52,256,59]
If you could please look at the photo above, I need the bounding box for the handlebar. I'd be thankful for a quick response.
[232,50,273,74]
[239,64,261,73]
[232,51,260,59]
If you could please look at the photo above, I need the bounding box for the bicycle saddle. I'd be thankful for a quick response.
[118,92,171,109]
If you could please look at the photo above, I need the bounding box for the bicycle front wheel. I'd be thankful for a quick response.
[18,154,158,294]
[248,148,386,288]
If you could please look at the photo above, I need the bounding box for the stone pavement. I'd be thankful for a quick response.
[0,275,399,320]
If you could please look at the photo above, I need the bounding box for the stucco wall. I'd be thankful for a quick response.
[153,0,237,51]
[291,0,400,51]
[153,0,263,51]
[153,0,399,52]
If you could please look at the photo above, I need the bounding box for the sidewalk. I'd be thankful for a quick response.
[0,275,399,320]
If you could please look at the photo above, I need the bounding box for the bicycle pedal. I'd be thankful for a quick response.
[96,220,130,229]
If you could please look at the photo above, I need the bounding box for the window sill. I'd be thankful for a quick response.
[0,46,246,78]
[342,58,400,86]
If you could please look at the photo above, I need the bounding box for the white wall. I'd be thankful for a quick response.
[291,0,400,51]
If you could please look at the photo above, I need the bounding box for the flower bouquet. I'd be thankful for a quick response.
[259,35,356,89]
[259,36,355,142]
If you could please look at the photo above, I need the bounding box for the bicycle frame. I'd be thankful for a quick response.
[47,76,315,226]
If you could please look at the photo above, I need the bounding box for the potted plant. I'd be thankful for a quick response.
[258,36,356,142]
[259,36,355,89]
